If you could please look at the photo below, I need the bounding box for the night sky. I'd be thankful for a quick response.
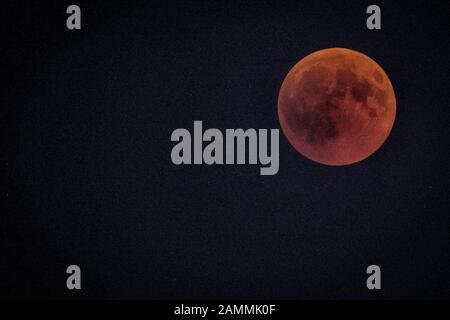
[2,1,449,299]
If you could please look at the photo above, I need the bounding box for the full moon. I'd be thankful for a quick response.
[278,48,396,166]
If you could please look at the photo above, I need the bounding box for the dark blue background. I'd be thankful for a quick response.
[2,0,449,298]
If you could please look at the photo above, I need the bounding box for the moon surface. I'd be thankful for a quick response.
[278,48,396,166]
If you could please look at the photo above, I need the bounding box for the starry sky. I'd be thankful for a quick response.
[2,0,449,299]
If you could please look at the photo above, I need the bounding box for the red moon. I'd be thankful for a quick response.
[278,48,396,166]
